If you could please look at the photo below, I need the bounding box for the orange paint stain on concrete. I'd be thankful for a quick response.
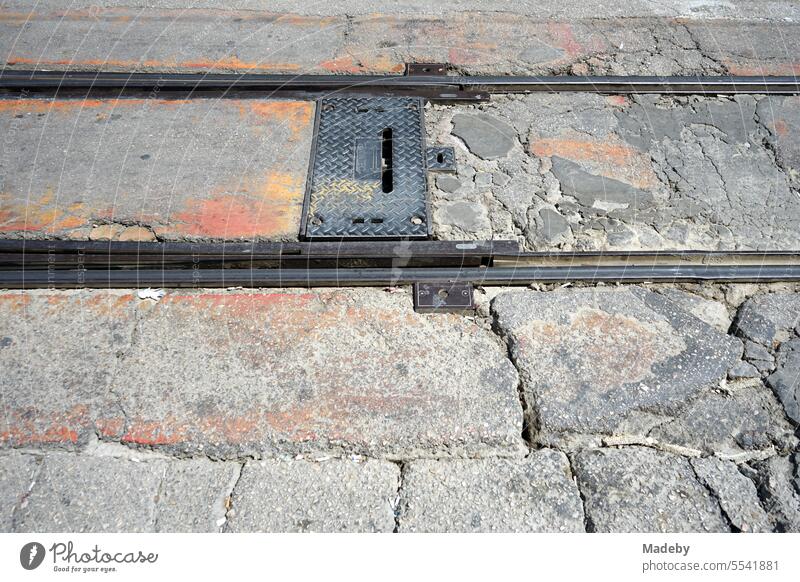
[320,55,404,74]
[0,293,30,310]
[236,100,314,142]
[0,406,90,446]
[169,171,304,239]
[547,22,584,58]
[724,61,800,76]
[0,192,88,233]
[7,55,305,73]
[162,292,314,316]
[121,420,185,446]
[774,119,789,137]
[530,135,658,190]
[0,98,189,116]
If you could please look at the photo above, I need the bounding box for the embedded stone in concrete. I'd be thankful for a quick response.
[155,459,242,533]
[727,361,760,380]
[537,208,571,244]
[767,338,800,424]
[733,293,800,347]
[751,455,800,532]
[13,453,165,532]
[550,156,655,214]
[227,459,398,533]
[433,200,492,236]
[573,447,729,532]
[436,175,462,194]
[492,287,741,442]
[0,452,38,531]
[399,450,584,532]
[451,113,517,160]
[690,457,771,532]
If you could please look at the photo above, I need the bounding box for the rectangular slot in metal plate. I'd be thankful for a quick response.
[302,97,430,239]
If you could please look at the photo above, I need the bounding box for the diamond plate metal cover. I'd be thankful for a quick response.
[302,97,430,239]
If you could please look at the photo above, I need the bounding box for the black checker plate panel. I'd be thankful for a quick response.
[302,97,430,239]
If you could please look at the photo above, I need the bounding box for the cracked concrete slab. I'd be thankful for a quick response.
[0,289,523,459]
[0,452,38,531]
[12,452,166,532]
[155,459,242,533]
[749,455,800,532]
[690,456,771,532]
[492,287,742,448]
[226,459,398,533]
[428,93,800,251]
[398,450,585,532]
[0,97,312,240]
[573,447,730,533]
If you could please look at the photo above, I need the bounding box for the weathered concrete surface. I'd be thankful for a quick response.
[0,452,38,531]
[750,455,800,532]
[768,339,800,424]
[734,292,800,348]
[0,291,140,449]
[156,459,241,532]
[732,292,800,424]
[428,93,800,251]
[3,3,799,75]
[0,289,523,459]
[647,381,797,459]
[13,452,166,532]
[690,456,771,532]
[399,450,584,532]
[492,287,742,448]
[227,459,398,532]
[574,447,730,532]
[0,97,312,240]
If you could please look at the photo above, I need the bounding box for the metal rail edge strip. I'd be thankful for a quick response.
[2,70,798,98]
[3,265,800,289]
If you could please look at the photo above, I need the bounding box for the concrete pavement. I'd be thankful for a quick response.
[0,1,799,533]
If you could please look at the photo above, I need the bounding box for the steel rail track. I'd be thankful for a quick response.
[2,264,800,289]
[2,69,799,99]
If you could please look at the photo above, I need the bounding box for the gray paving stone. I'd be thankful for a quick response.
[767,338,800,424]
[734,293,800,347]
[550,156,655,214]
[648,382,797,457]
[436,175,462,193]
[451,113,517,160]
[690,457,771,532]
[227,459,398,533]
[727,361,760,380]
[13,453,165,532]
[744,340,775,372]
[156,459,242,533]
[0,452,38,532]
[537,208,571,244]
[493,287,742,445]
[573,447,729,532]
[751,455,800,532]
[658,288,731,333]
[433,200,492,235]
[399,450,584,532]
